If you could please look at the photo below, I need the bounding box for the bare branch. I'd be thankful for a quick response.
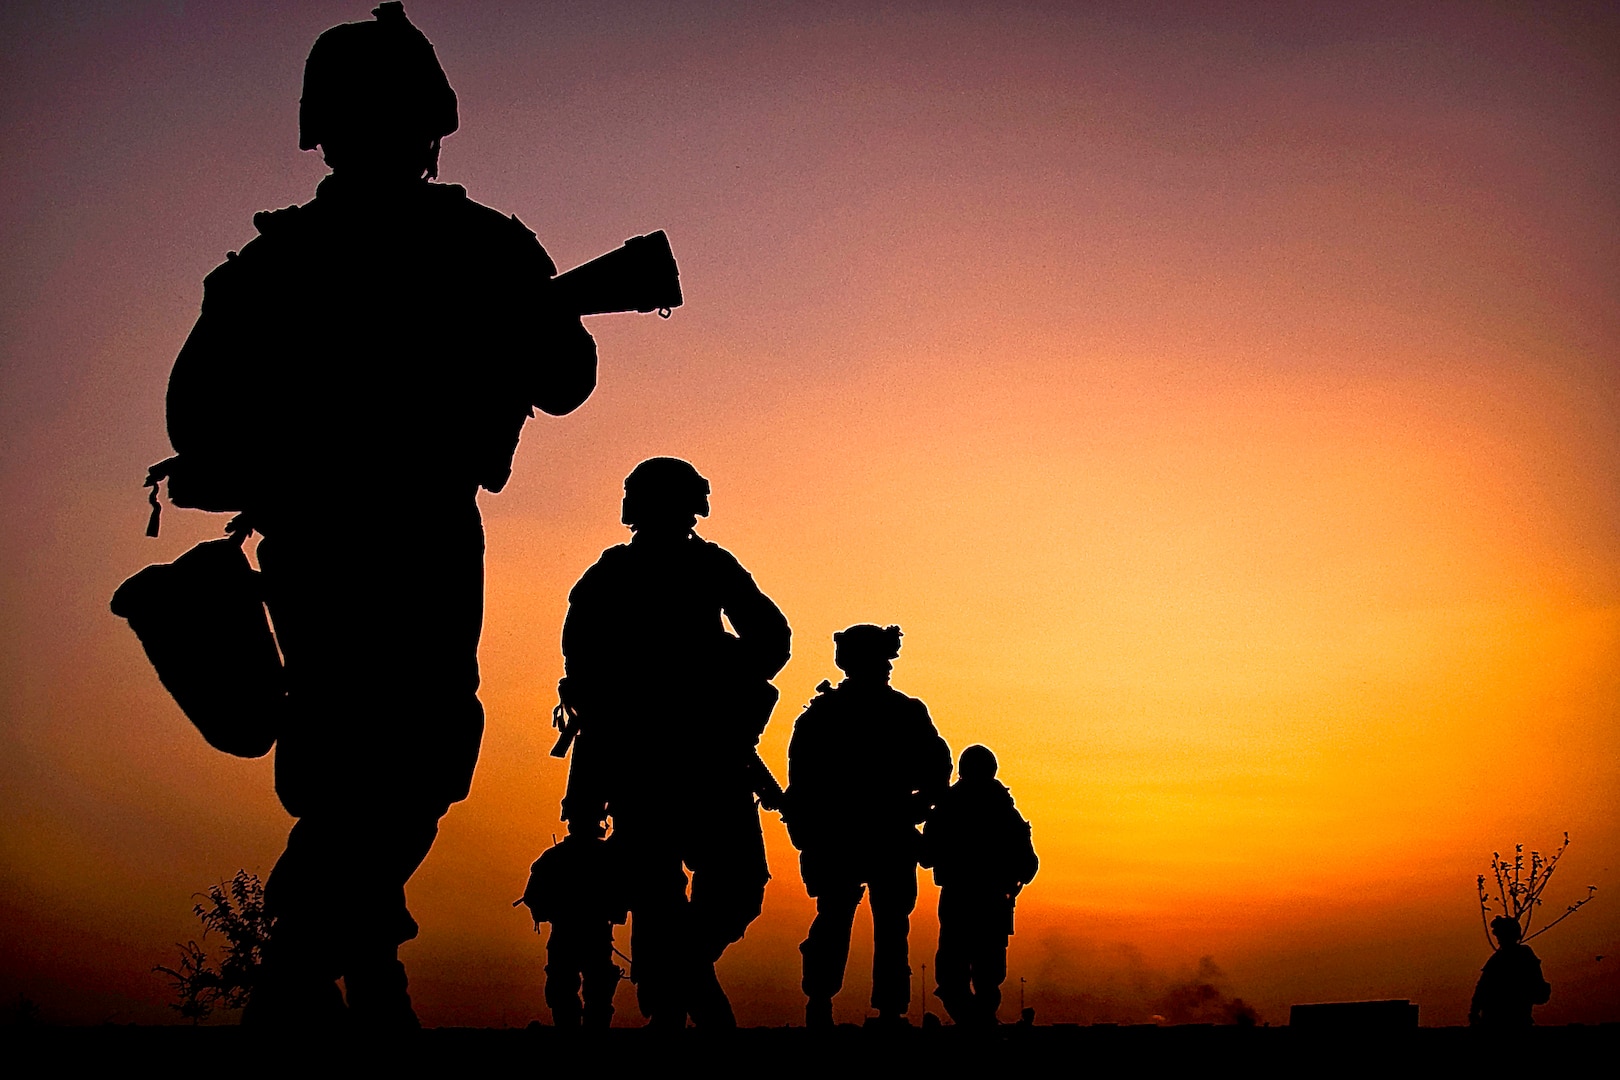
[1479,835,1595,945]
[1523,886,1598,943]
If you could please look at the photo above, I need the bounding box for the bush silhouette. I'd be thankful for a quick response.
[154,870,272,1022]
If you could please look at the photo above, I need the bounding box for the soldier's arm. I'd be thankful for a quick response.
[782,704,826,848]
[914,702,954,804]
[1012,813,1039,885]
[785,709,811,791]
[507,217,598,417]
[714,549,792,680]
[1531,954,1551,1005]
[164,248,270,508]
[531,311,597,417]
[1468,970,1488,1025]
[785,695,836,795]
[167,313,227,456]
[559,555,618,692]
[168,244,259,448]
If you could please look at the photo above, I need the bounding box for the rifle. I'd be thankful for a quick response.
[549,676,786,813]
[552,230,682,317]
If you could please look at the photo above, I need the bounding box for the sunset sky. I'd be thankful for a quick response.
[2,1,1616,1026]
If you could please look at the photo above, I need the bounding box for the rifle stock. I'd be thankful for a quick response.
[552,230,682,317]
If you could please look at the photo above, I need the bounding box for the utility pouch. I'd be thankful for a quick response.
[110,522,282,758]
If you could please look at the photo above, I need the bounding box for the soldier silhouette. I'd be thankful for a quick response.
[518,821,627,1030]
[1469,916,1552,1028]
[921,744,1038,1028]
[557,458,791,1028]
[162,4,596,1026]
[783,624,952,1029]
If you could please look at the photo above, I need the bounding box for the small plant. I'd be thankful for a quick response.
[154,870,272,1022]
[1476,832,1596,949]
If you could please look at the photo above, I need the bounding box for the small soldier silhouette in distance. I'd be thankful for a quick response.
[163,3,596,1027]
[921,744,1038,1028]
[1469,915,1552,1028]
[556,458,791,1029]
[518,820,627,1030]
[783,624,952,1029]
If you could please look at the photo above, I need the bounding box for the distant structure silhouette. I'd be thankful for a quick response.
[157,4,600,1027]
[783,624,951,1028]
[1469,916,1551,1028]
[518,821,627,1029]
[921,744,1038,1028]
[557,458,791,1028]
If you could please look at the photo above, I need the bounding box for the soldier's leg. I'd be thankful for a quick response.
[971,926,1009,1025]
[248,531,355,1027]
[800,876,864,1006]
[581,932,622,1030]
[338,808,442,1027]
[252,803,440,1027]
[686,795,769,962]
[544,931,585,1028]
[254,510,483,1028]
[260,507,486,820]
[247,818,348,1026]
[933,891,974,1025]
[866,859,919,1017]
[617,822,690,1025]
[684,793,769,1028]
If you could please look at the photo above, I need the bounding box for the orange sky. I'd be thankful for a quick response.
[2,1,1616,1026]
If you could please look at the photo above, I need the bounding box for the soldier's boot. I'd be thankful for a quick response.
[242,969,347,1029]
[582,1002,614,1031]
[243,935,347,1030]
[934,989,973,1028]
[580,962,621,1031]
[686,963,737,1029]
[977,985,1003,1028]
[637,976,687,1031]
[345,957,421,1030]
[805,996,834,1029]
[864,1009,912,1030]
[646,1009,687,1032]
[551,1000,584,1030]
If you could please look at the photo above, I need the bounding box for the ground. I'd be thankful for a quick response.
[8,1022,1617,1074]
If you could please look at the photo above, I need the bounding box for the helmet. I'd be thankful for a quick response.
[298,3,458,153]
[621,457,711,528]
[1490,915,1522,943]
[833,624,903,669]
[958,744,998,781]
